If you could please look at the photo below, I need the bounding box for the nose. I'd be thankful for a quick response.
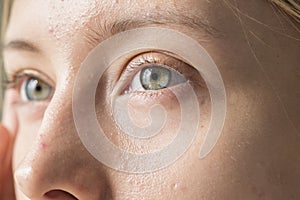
[14,94,111,200]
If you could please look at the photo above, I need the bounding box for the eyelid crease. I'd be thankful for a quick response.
[119,52,177,84]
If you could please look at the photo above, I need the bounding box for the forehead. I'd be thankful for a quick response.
[6,0,212,57]
[7,0,204,38]
[5,0,212,81]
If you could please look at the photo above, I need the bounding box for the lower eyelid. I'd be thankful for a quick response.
[127,82,192,104]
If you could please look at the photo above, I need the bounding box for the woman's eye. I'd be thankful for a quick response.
[20,77,53,101]
[128,64,187,92]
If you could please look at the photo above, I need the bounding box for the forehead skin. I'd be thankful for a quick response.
[6,0,213,82]
[6,0,206,45]
[4,0,300,199]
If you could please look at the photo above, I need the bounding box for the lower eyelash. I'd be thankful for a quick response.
[130,90,164,98]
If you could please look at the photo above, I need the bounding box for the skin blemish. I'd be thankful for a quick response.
[171,182,186,192]
[38,133,48,150]
[48,26,54,33]
[39,142,48,150]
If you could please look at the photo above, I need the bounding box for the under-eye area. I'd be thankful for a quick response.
[92,50,211,156]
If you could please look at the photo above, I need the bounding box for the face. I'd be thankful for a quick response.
[3,0,300,199]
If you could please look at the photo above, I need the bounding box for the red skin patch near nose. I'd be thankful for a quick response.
[39,142,47,150]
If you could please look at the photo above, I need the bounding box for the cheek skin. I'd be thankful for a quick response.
[194,1,300,199]
[13,117,41,170]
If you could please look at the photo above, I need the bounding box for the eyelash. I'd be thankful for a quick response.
[126,52,185,75]
[116,51,192,95]
[3,69,54,103]
[3,52,197,105]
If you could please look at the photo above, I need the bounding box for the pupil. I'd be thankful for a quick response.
[36,84,42,92]
[151,73,159,81]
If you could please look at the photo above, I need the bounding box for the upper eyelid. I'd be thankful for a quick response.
[122,51,192,79]
[123,51,183,73]
[5,69,55,90]
[118,53,170,84]
[113,52,194,95]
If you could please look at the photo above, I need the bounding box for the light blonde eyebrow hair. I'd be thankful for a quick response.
[3,39,41,53]
[84,11,221,47]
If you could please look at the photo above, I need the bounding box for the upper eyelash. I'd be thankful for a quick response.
[124,52,187,79]
[114,52,190,95]
[119,53,162,83]
[126,52,160,72]
[124,51,187,79]
[2,69,55,97]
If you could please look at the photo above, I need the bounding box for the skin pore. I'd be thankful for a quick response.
[0,0,299,199]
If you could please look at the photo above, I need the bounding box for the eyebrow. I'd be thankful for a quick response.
[85,11,220,46]
[3,11,219,53]
[2,40,41,53]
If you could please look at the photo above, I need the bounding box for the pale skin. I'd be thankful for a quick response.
[0,0,300,199]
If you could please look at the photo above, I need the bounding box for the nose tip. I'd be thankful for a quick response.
[15,167,79,200]
[14,160,110,200]
[14,167,36,198]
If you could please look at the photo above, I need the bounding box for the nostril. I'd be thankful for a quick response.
[44,190,78,200]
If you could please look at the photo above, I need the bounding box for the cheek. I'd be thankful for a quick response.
[117,92,183,153]
[12,100,50,169]
[13,116,41,170]
[3,90,44,170]
[98,80,211,154]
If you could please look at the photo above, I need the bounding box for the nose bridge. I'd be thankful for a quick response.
[14,89,109,199]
